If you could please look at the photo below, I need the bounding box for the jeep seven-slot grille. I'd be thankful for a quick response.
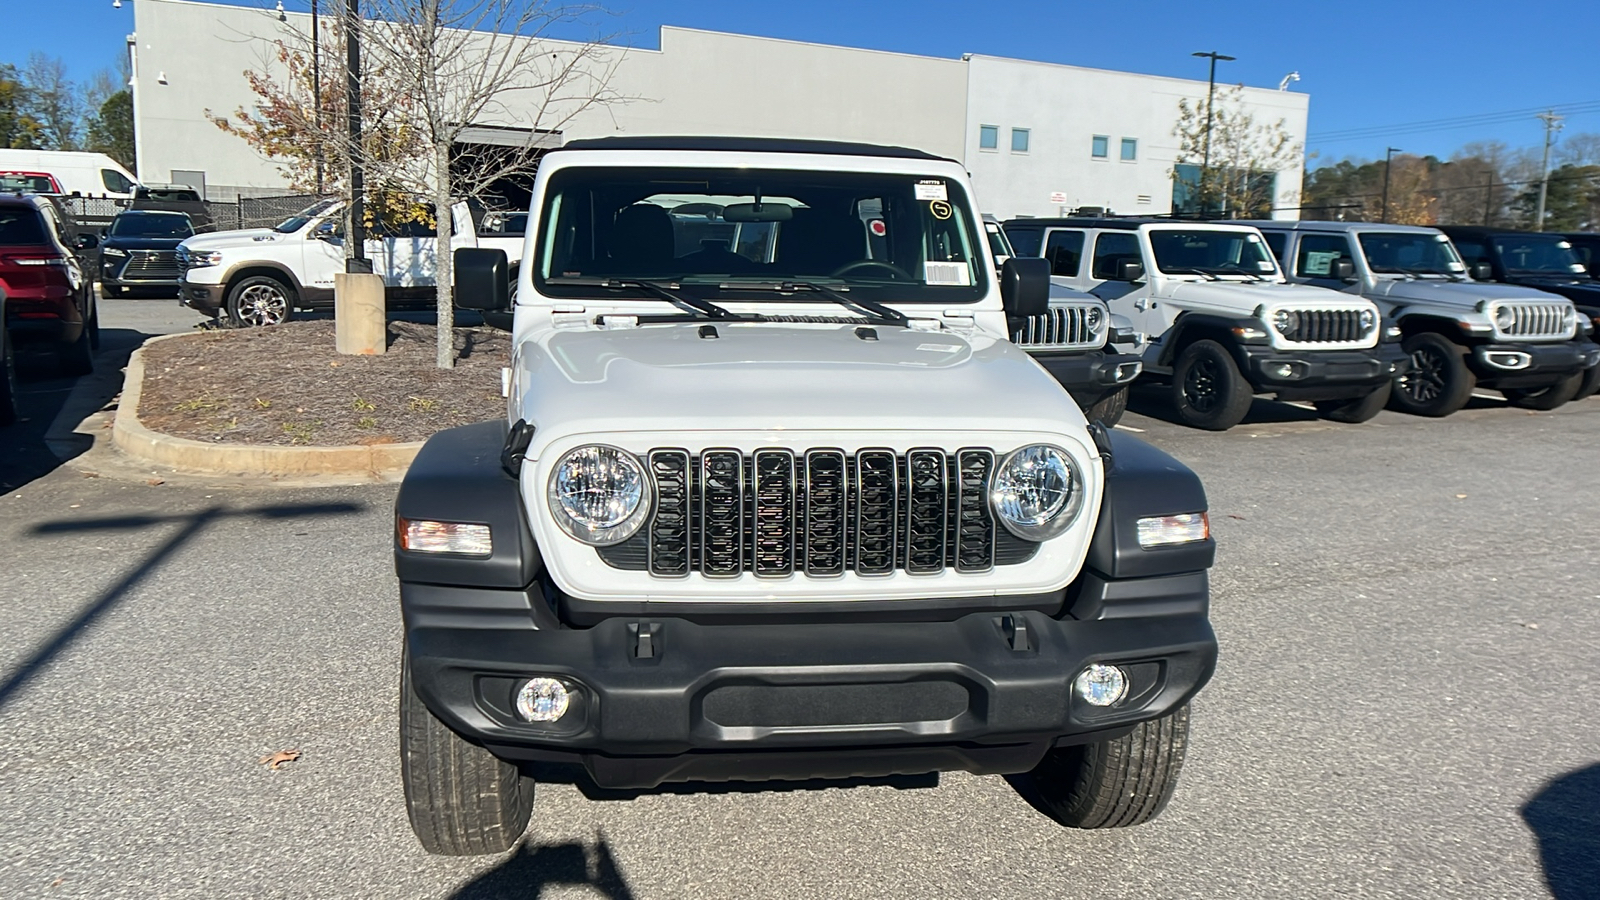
[1283,309,1367,344]
[617,448,1015,578]
[1012,304,1100,350]
[1498,302,1570,338]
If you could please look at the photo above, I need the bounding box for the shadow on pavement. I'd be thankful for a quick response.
[525,760,938,801]
[1125,384,1322,429]
[0,500,364,711]
[447,832,634,900]
[1522,763,1600,900]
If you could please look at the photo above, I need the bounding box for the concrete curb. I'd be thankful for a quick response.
[113,333,423,480]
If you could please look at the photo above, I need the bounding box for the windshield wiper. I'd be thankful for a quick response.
[1160,266,1219,281]
[1206,264,1269,282]
[546,276,741,320]
[719,280,909,327]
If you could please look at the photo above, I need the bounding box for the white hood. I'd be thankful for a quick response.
[1373,278,1571,307]
[1160,279,1371,315]
[179,228,281,251]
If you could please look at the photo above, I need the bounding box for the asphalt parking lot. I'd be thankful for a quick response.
[1,294,1596,899]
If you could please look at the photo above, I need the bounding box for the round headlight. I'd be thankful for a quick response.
[1085,306,1104,330]
[1495,305,1515,330]
[990,445,1084,541]
[1271,308,1296,335]
[1562,306,1577,328]
[1359,309,1377,331]
[546,445,651,546]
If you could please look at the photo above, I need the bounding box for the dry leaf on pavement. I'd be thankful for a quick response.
[259,749,301,770]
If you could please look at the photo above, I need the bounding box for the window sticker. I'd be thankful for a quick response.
[928,199,953,220]
[914,181,948,202]
[1303,250,1340,277]
[1256,260,1275,272]
[923,261,971,286]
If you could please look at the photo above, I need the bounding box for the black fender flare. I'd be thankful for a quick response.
[1157,311,1263,368]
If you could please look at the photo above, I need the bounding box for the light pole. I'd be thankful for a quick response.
[345,0,368,272]
[1379,147,1401,223]
[312,0,323,195]
[1192,50,1235,212]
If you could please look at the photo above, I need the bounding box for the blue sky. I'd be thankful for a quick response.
[29,0,1600,167]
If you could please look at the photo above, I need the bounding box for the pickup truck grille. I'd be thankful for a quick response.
[1012,304,1101,350]
[1281,308,1368,344]
[1497,302,1570,338]
[608,447,1029,578]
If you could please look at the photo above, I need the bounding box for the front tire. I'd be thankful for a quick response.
[1171,340,1253,431]
[1390,332,1474,417]
[58,317,94,377]
[226,275,294,327]
[1025,704,1191,829]
[0,324,17,427]
[1084,385,1129,428]
[1314,381,1390,424]
[399,650,534,856]
[1575,363,1600,401]
[1503,370,1584,411]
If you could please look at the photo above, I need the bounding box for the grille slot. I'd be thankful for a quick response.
[700,450,744,577]
[854,450,898,576]
[1499,303,1570,337]
[955,451,996,573]
[1012,303,1100,349]
[1284,308,1365,343]
[804,450,848,576]
[904,450,948,575]
[647,450,690,576]
[753,450,796,576]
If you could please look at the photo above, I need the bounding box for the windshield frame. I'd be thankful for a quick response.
[530,163,991,305]
[1146,227,1282,279]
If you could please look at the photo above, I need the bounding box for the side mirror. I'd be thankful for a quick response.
[73,233,99,250]
[1469,262,1493,281]
[454,247,509,311]
[1117,260,1145,282]
[999,256,1050,318]
[1331,258,1356,280]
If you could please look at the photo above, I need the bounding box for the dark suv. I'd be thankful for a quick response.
[0,194,100,375]
[99,209,194,297]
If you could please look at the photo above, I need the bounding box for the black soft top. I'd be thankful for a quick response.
[558,135,951,162]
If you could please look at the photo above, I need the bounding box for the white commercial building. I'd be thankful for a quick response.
[129,0,1308,219]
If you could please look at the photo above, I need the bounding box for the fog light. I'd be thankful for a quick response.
[1113,361,1142,382]
[1268,362,1295,379]
[1074,664,1128,707]
[1137,512,1209,547]
[515,677,570,722]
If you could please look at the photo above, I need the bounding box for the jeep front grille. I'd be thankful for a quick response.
[1012,304,1101,350]
[1497,302,1570,338]
[611,447,1025,578]
[1281,309,1368,344]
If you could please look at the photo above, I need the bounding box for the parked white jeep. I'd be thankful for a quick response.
[1246,220,1599,416]
[1003,218,1407,430]
[392,137,1218,855]
[174,200,524,326]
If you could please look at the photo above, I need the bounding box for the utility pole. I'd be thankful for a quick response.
[1534,109,1564,232]
[1380,146,1401,223]
[345,0,368,272]
[1192,50,1234,212]
[1483,171,1493,226]
[312,0,323,195]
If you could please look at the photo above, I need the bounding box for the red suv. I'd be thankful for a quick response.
[0,194,99,375]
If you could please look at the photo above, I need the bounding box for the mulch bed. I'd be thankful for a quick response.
[136,321,508,446]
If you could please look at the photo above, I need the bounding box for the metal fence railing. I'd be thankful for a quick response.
[211,194,331,232]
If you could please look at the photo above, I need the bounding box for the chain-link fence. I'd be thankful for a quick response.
[210,194,331,232]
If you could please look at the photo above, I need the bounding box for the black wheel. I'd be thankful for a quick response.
[1025,704,1191,829]
[1314,381,1390,424]
[1389,332,1473,417]
[0,323,17,427]
[85,292,100,351]
[1171,339,1253,431]
[1503,371,1584,411]
[58,317,94,377]
[1084,385,1129,428]
[1576,363,1600,401]
[400,650,533,856]
[225,275,294,327]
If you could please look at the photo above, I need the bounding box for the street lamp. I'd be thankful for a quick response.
[1380,147,1401,223]
[345,0,368,271]
[1192,51,1235,212]
[311,0,323,195]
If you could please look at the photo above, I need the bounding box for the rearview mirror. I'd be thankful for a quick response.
[454,247,509,311]
[1117,260,1145,282]
[999,256,1050,318]
[722,203,793,223]
[1331,258,1356,280]
[1469,262,1493,281]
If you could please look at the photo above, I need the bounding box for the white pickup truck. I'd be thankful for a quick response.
[175,199,524,326]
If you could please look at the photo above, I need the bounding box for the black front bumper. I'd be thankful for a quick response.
[1242,341,1409,400]
[404,577,1216,789]
[1029,348,1144,405]
[1469,338,1600,389]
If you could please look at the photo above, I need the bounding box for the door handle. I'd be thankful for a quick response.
[1133,298,1149,311]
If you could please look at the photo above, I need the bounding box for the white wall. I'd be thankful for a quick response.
[963,55,1309,220]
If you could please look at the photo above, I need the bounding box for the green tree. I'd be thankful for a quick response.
[86,90,136,172]
[1515,164,1600,232]
[0,63,44,149]
[1171,83,1302,218]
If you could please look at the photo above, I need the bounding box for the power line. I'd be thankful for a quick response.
[1309,100,1600,144]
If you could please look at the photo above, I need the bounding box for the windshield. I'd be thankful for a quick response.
[984,221,1012,260]
[274,199,340,234]
[110,213,194,239]
[534,166,987,303]
[1494,235,1586,275]
[1148,229,1278,276]
[1358,232,1465,275]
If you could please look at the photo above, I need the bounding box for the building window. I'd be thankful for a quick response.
[1121,138,1138,161]
[1011,128,1030,153]
[979,125,998,151]
[1091,135,1109,159]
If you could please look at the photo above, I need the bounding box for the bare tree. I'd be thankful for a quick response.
[355,0,625,368]
[1172,84,1302,218]
[22,54,82,150]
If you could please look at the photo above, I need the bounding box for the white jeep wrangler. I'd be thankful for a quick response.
[392,137,1218,855]
[1003,218,1408,430]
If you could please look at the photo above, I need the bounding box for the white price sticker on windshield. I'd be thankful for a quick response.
[915,181,948,202]
[923,261,971,286]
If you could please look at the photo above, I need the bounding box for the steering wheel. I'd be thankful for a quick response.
[830,259,914,281]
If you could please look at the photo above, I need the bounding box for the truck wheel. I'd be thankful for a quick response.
[0,324,17,427]
[1171,340,1252,431]
[1084,385,1129,428]
[226,276,294,327]
[58,318,94,377]
[1576,364,1600,401]
[399,650,533,856]
[1389,332,1473,417]
[1502,371,1584,411]
[1314,381,1390,424]
[1026,704,1191,829]
[86,293,101,351]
